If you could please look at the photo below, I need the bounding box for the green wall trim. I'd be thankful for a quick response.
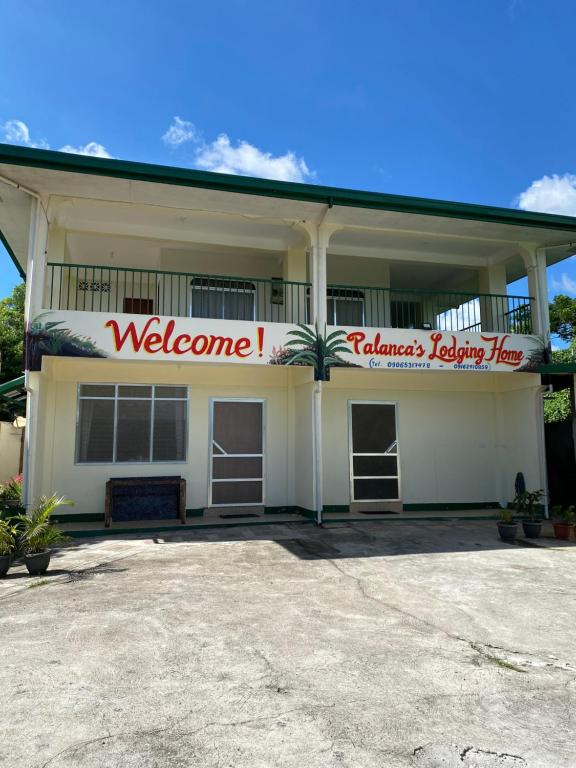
[264,506,312,515]
[51,512,104,523]
[51,503,497,524]
[185,508,204,517]
[322,505,349,513]
[52,509,205,523]
[0,228,25,279]
[2,143,576,237]
[323,515,499,524]
[403,502,500,511]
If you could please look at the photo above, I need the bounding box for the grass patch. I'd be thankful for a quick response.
[27,579,50,589]
[484,654,526,673]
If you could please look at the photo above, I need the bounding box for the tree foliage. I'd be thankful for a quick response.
[543,388,572,423]
[0,282,25,419]
[549,294,576,343]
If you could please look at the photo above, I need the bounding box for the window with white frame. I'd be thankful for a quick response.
[76,384,188,463]
[327,288,365,326]
[190,277,256,321]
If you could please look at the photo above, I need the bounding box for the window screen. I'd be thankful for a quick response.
[349,403,400,502]
[327,289,364,326]
[76,384,187,463]
[190,277,255,321]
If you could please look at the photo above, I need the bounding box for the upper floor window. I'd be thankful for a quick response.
[327,288,365,326]
[76,384,187,463]
[190,277,255,321]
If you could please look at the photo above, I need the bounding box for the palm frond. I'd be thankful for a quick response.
[325,344,352,355]
[287,328,317,344]
[325,329,348,344]
[17,494,73,554]
[286,351,318,366]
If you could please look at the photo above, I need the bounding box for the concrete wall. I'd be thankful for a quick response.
[322,369,543,507]
[33,358,314,515]
[292,380,315,511]
[0,421,23,482]
[30,358,543,515]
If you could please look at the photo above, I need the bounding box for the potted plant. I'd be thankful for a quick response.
[551,505,575,541]
[16,494,73,575]
[497,507,518,542]
[0,519,17,577]
[0,474,24,514]
[520,489,544,538]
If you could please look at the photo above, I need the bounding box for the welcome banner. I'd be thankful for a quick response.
[26,311,543,373]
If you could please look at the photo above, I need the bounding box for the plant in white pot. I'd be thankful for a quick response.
[0,519,17,577]
[16,495,73,575]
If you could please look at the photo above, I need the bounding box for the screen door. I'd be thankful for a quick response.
[349,402,400,501]
[210,400,264,506]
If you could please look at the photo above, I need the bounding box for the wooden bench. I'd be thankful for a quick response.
[104,476,186,527]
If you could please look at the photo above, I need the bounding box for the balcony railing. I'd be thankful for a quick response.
[45,263,311,325]
[44,263,534,335]
[326,284,533,334]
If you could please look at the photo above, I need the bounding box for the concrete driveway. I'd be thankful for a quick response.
[1,520,575,768]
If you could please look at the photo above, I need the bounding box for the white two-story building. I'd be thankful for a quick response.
[2,144,576,528]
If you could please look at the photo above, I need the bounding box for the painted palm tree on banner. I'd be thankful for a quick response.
[282,323,355,380]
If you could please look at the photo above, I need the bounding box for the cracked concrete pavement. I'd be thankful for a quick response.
[1,520,575,768]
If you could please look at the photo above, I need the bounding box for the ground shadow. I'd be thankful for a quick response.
[45,519,576,561]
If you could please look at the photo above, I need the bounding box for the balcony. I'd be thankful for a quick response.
[45,263,311,325]
[44,263,534,335]
[326,283,533,335]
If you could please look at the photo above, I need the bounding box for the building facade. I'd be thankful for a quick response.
[2,144,576,525]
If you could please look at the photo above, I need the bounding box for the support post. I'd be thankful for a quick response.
[22,198,48,510]
[297,217,339,526]
[523,247,550,342]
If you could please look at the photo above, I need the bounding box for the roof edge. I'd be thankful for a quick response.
[2,143,576,234]
[539,363,576,374]
[0,228,25,279]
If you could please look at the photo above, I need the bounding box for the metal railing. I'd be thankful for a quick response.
[45,263,311,325]
[44,263,535,335]
[326,284,533,334]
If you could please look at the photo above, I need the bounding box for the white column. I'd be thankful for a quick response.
[312,230,326,525]
[523,247,550,340]
[478,263,507,332]
[22,198,49,510]
[535,248,550,341]
[43,225,65,309]
[316,228,329,331]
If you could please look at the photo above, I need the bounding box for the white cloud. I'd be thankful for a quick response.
[161,117,315,183]
[516,173,576,216]
[162,117,198,147]
[195,134,314,183]
[58,142,112,158]
[1,118,111,159]
[438,298,481,331]
[550,271,576,296]
[1,119,48,149]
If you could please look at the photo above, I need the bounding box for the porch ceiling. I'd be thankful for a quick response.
[2,144,576,277]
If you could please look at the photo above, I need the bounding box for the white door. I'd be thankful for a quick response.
[209,399,264,506]
[349,402,400,502]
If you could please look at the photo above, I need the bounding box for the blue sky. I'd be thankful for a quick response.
[1,0,576,307]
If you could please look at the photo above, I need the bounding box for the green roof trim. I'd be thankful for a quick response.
[3,143,576,234]
[0,375,25,399]
[539,363,576,374]
[0,228,25,279]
